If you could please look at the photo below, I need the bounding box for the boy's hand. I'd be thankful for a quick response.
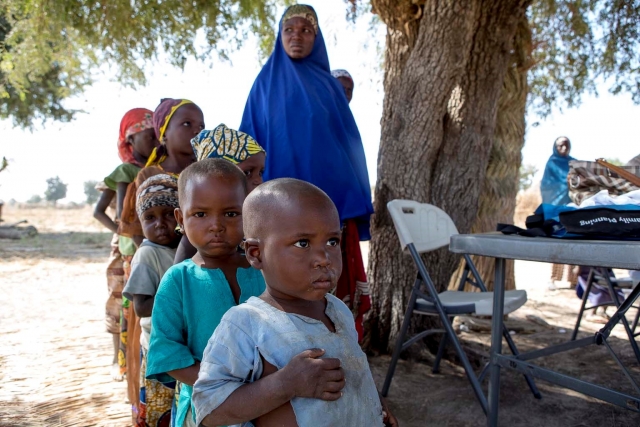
[279,348,345,401]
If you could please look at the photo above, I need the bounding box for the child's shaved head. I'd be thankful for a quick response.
[178,158,248,203]
[244,178,338,240]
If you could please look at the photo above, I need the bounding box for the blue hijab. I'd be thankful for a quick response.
[540,142,575,206]
[239,5,373,239]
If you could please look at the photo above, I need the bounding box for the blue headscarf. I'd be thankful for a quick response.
[540,140,575,206]
[239,5,373,239]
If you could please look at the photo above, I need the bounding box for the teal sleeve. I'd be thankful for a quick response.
[146,268,196,383]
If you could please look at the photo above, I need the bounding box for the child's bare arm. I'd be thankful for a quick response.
[93,189,118,233]
[116,182,129,219]
[116,181,144,245]
[200,348,344,427]
[132,294,154,318]
[167,361,201,386]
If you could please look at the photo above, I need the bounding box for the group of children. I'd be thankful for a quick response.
[93,5,396,424]
[96,99,398,427]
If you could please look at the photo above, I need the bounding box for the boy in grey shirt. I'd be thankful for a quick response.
[193,178,397,427]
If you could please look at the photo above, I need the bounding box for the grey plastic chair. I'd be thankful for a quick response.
[381,200,541,414]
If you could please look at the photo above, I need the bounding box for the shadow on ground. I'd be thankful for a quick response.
[0,232,112,261]
[370,326,640,426]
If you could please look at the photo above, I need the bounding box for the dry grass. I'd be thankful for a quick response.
[2,204,106,233]
[514,183,542,228]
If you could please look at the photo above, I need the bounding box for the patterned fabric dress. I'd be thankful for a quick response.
[106,233,125,335]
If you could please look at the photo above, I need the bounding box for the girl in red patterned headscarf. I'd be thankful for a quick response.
[117,108,157,167]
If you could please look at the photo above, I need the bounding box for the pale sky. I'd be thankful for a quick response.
[1,0,639,203]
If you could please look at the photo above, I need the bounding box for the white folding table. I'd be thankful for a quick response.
[449,233,640,426]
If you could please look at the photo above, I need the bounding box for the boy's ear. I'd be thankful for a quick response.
[174,208,184,231]
[244,238,263,269]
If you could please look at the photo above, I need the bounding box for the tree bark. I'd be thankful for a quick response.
[449,15,532,292]
[367,0,530,353]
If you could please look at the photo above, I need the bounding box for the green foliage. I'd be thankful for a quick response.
[0,8,83,128]
[44,176,67,204]
[27,194,42,204]
[0,156,7,173]
[5,0,636,129]
[519,163,538,191]
[83,180,100,204]
[529,0,640,116]
[1,0,289,127]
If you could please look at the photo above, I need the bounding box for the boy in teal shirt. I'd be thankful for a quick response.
[145,159,265,426]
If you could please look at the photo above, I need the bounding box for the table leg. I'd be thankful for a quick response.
[602,273,640,363]
[488,257,506,427]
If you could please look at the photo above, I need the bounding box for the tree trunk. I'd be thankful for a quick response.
[449,15,532,293]
[367,0,530,353]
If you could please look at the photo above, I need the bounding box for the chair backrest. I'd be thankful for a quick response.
[387,199,459,253]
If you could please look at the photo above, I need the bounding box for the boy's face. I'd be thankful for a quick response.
[175,175,246,258]
[140,205,180,247]
[248,197,343,302]
[163,104,205,157]
[237,152,265,193]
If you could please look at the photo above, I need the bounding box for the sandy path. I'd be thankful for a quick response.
[1,207,640,426]
[0,230,130,426]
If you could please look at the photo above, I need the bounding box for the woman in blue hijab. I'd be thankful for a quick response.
[541,136,579,288]
[239,4,374,342]
[540,136,575,206]
[239,4,372,234]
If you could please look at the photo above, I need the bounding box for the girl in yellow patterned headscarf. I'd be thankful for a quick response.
[172,124,267,265]
[190,123,266,191]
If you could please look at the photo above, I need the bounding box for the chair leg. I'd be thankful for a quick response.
[457,264,471,292]
[602,272,640,364]
[572,267,596,341]
[632,306,640,335]
[478,362,489,383]
[409,246,488,414]
[502,326,542,399]
[433,331,449,374]
[465,254,488,292]
[382,284,419,397]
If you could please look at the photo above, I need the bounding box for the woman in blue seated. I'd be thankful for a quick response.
[239,4,373,340]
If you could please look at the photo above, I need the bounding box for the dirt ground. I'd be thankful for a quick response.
[1,205,640,426]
